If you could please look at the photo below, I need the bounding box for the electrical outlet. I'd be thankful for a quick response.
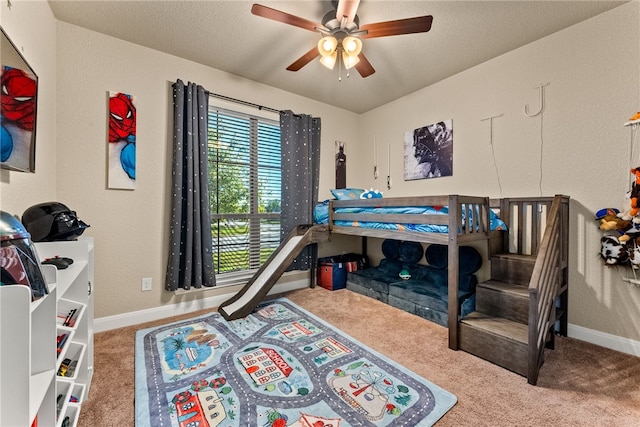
[141,277,152,292]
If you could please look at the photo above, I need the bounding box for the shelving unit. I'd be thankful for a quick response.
[0,237,94,427]
[0,265,56,427]
[36,237,94,427]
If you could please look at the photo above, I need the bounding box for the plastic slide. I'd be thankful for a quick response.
[218,224,330,320]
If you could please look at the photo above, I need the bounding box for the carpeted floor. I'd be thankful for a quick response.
[78,287,640,427]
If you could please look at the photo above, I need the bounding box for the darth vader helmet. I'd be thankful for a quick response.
[22,202,89,242]
[0,211,48,300]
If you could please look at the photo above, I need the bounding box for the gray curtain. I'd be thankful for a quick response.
[279,110,321,270]
[165,80,215,291]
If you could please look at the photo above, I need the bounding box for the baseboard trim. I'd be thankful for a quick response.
[568,323,640,357]
[94,280,308,333]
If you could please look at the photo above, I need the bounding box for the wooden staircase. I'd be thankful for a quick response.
[458,196,570,385]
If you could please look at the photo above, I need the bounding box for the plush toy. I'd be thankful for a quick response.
[399,269,411,280]
[595,208,619,220]
[599,212,630,231]
[600,235,628,265]
[629,167,640,217]
[627,239,640,269]
[360,188,383,199]
[596,208,633,241]
[601,214,633,239]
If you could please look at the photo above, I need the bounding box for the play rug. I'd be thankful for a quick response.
[135,298,457,427]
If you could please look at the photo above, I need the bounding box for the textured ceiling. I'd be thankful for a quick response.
[48,0,626,113]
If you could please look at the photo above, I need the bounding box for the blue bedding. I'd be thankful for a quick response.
[313,200,507,233]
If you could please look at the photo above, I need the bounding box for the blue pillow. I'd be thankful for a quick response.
[381,239,401,260]
[425,244,482,274]
[330,188,365,200]
[398,241,423,264]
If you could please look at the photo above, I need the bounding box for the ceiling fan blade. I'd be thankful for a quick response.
[251,4,322,32]
[336,0,360,27]
[286,47,320,72]
[355,53,375,78]
[360,15,433,39]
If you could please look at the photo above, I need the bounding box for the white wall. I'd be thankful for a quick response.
[356,2,640,344]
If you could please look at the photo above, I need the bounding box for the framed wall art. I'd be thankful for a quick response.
[404,119,453,180]
[1,27,38,173]
[107,91,136,189]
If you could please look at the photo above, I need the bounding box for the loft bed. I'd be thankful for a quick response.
[313,194,508,349]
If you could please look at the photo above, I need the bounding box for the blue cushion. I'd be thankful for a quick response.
[381,239,401,260]
[399,241,423,264]
[377,258,404,275]
[425,244,482,275]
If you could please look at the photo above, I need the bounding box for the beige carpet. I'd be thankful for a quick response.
[78,287,640,427]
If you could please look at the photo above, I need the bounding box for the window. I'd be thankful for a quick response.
[208,106,281,279]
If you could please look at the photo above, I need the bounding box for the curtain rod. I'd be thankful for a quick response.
[207,91,281,115]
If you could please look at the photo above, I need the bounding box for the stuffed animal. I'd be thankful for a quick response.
[600,235,628,265]
[360,188,383,199]
[599,212,631,232]
[629,167,640,217]
[595,208,619,220]
[627,239,640,269]
[596,208,634,241]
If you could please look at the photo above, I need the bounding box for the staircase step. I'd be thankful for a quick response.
[491,253,536,285]
[459,312,528,376]
[476,280,529,324]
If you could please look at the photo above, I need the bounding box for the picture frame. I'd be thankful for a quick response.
[404,119,453,180]
[0,26,38,173]
[107,90,136,190]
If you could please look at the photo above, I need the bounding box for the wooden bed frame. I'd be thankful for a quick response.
[326,194,504,349]
[322,194,569,384]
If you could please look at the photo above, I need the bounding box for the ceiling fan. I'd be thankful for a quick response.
[251,0,433,78]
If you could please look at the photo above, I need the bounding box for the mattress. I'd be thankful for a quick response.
[313,200,507,233]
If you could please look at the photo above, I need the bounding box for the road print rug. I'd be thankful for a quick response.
[135,298,456,426]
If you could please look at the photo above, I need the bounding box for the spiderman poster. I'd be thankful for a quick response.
[108,91,136,189]
[1,29,38,173]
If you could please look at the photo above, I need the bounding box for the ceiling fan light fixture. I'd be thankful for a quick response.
[318,36,338,57]
[319,51,338,69]
[342,36,362,57]
[342,51,360,69]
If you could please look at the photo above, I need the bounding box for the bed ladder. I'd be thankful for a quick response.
[458,195,569,385]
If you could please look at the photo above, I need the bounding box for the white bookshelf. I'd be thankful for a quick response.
[35,237,94,427]
[0,265,57,427]
[0,237,94,427]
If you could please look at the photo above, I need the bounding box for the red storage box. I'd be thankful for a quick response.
[317,258,347,291]
[317,254,368,290]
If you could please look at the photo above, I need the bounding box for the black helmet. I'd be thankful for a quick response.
[0,211,48,300]
[21,202,89,242]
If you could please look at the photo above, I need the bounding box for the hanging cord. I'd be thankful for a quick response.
[538,111,544,197]
[523,83,549,197]
[482,114,503,197]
